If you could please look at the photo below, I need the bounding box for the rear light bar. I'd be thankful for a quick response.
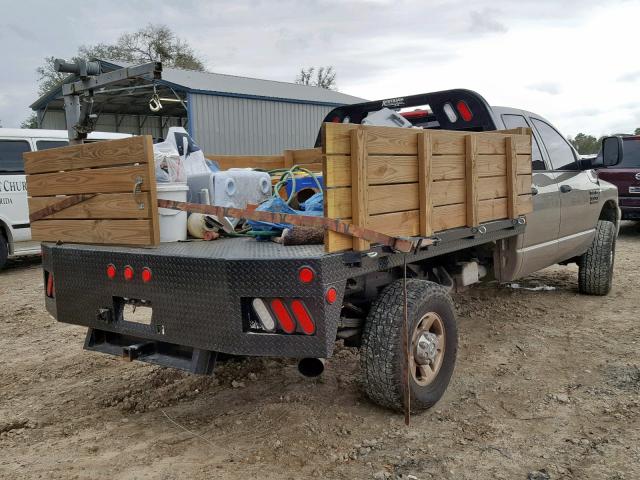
[249,298,317,335]
[105,264,153,282]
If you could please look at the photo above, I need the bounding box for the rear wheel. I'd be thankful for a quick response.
[578,220,616,295]
[360,279,458,412]
[0,235,8,270]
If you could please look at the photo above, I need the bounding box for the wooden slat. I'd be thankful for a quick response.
[326,175,532,218]
[23,136,148,174]
[291,148,322,164]
[206,154,284,171]
[465,135,479,227]
[505,136,518,219]
[30,219,155,245]
[323,122,531,156]
[26,164,150,197]
[350,128,369,251]
[325,195,534,252]
[29,193,152,219]
[324,154,531,188]
[418,131,433,236]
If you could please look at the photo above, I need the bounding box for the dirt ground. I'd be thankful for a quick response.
[1,224,639,480]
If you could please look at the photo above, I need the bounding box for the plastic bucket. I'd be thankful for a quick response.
[156,183,189,242]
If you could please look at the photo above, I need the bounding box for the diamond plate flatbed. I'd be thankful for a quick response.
[41,219,524,369]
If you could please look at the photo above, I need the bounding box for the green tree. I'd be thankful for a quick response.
[20,113,38,129]
[635,127,640,135]
[35,24,205,97]
[568,133,602,155]
[296,66,337,90]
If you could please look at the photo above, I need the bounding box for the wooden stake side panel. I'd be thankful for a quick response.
[206,148,322,172]
[323,123,533,253]
[24,136,160,246]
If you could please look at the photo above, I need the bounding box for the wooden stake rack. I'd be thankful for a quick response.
[322,123,533,252]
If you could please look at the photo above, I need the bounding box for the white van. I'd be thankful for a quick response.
[0,128,131,269]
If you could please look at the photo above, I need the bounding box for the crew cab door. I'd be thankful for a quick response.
[500,113,561,276]
[530,117,598,260]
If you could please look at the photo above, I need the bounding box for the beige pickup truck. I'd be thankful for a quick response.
[31,89,621,413]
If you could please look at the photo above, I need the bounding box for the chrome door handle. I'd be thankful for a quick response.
[560,184,573,193]
[531,186,539,195]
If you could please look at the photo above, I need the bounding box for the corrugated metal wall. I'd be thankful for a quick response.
[39,110,185,139]
[189,93,333,155]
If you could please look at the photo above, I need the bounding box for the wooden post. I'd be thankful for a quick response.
[465,135,479,227]
[418,131,433,236]
[505,136,519,219]
[283,150,294,170]
[351,127,370,251]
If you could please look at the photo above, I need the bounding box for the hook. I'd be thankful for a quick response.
[149,93,162,112]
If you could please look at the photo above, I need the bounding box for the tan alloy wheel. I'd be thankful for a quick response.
[409,312,445,386]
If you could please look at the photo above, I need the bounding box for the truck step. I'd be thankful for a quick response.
[84,328,217,375]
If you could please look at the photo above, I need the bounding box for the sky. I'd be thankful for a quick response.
[1,0,639,137]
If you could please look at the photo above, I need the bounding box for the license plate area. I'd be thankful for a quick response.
[114,297,153,325]
[629,186,640,194]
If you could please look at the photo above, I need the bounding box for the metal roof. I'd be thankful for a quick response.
[30,59,366,111]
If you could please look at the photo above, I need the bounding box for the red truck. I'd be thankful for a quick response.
[597,135,640,220]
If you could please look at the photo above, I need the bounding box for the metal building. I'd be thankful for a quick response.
[30,59,365,154]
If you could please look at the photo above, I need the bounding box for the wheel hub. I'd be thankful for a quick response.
[409,312,446,386]
[414,332,439,365]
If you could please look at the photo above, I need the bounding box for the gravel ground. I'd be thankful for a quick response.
[1,223,639,480]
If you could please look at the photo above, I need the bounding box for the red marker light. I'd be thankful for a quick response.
[298,266,315,284]
[123,265,134,281]
[141,267,152,283]
[106,264,117,279]
[326,287,337,304]
[456,100,473,122]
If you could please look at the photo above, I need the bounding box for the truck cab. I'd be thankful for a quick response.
[488,107,619,280]
[596,135,640,221]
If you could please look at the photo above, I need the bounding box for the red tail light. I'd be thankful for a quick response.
[123,265,134,281]
[141,267,152,283]
[106,264,116,279]
[298,266,315,284]
[271,299,295,333]
[46,273,55,298]
[291,300,315,335]
[456,100,473,122]
[325,287,337,304]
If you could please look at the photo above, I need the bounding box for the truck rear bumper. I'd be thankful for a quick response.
[619,197,640,220]
[42,240,345,361]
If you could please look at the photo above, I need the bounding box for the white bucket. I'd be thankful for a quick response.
[156,183,189,242]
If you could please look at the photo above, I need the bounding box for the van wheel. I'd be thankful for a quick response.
[0,235,8,270]
[360,279,458,412]
[578,220,616,295]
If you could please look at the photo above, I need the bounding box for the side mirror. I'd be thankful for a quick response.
[602,136,623,167]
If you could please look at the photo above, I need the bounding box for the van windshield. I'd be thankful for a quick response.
[622,138,640,168]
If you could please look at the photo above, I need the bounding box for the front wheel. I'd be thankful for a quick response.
[360,279,458,412]
[578,220,616,295]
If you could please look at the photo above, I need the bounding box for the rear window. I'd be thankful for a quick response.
[36,140,68,150]
[621,138,640,168]
[0,140,31,173]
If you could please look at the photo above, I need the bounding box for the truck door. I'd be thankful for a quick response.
[530,118,598,260]
[501,114,561,276]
